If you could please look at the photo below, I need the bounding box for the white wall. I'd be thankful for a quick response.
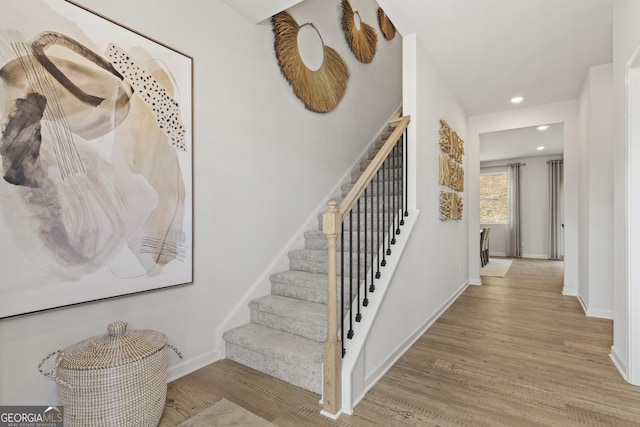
[349,34,469,406]
[0,0,402,404]
[481,154,563,259]
[577,64,614,319]
[468,101,580,294]
[611,0,640,384]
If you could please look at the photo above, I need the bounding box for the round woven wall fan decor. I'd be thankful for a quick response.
[272,11,349,113]
[377,7,396,41]
[341,0,378,63]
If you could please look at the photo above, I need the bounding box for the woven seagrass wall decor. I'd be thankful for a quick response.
[439,119,464,163]
[439,154,464,192]
[272,11,350,113]
[377,8,396,41]
[341,0,378,63]
[438,119,465,220]
[440,192,464,221]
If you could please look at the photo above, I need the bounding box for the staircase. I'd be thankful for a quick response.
[223,121,404,395]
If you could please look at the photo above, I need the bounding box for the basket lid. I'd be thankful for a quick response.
[58,321,168,370]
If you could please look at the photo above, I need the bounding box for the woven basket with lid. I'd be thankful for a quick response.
[39,320,180,427]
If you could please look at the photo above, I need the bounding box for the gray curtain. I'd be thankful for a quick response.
[507,163,522,257]
[548,159,564,260]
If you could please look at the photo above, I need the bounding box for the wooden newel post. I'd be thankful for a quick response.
[322,200,342,416]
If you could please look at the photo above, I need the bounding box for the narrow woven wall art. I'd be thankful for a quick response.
[438,119,464,220]
[377,8,396,41]
[272,12,349,113]
[440,192,464,221]
[341,0,378,63]
[439,119,464,164]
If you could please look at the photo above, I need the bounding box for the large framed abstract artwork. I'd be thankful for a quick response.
[0,0,193,318]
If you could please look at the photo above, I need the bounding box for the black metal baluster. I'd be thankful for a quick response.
[375,169,382,279]
[392,143,398,243]
[347,209,354,339]
[396,143,401,234]
[341,221,345,357]
[386,155,392,256]
[370,179,376,292]
[356,199,362,322]
[382,157,388,265]
[400,134,405,226]
[363,188,369,305]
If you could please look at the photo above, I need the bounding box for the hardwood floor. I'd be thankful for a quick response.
[160,258,640,426]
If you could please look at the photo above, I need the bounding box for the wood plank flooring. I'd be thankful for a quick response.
[160,258,640,426]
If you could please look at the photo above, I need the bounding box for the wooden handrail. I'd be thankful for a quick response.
[321,115,410,416]
[338,116,410,220]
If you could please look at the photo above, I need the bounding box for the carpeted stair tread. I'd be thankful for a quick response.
[270,270,327,290]
[289,249,370,275]
[223,324,322,393]
[249,295,326,342]
[269,270,356,308]
[224,323,323,363]
[304,230,381,253]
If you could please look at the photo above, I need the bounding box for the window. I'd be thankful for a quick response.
[480,173,508,223]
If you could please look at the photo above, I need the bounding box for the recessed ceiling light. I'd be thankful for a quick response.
[537,125,550,131]
[511,96,524,104]
[537,146,545,151]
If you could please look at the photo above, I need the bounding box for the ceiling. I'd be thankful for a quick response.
[224,0,613,115]
[379,0,613,115]
[479,123,564,164]
[226,0,613,161]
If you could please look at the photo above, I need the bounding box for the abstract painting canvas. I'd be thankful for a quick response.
[0,0,193,318]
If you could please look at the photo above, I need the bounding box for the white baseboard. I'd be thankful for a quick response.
[522,253,549,260]
[469,278,482,286]
[586,308,614,320]
[577,295,614,319]
[610,345,628,382]
[577,295,588,315]
[167,348,222,383]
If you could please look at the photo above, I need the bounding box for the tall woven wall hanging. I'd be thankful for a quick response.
[341,0,378,63]
[272,12,350,113]
[438,119,465,221]
[377,8,396,41]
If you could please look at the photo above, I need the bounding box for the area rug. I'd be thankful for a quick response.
[178,399,276,427]
[480,258,513,277]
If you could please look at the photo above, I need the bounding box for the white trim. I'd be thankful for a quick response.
[611,345,628,381]
[469,278,482,286]
[346,278,469,412]
[167,348,222,383]
[489,252,507,257]
[320,409,344,420]
[625,43,640,385]
[577,294,614,320]
[562,287,578,297]
[577,295,588,315]
[522,253,550,260]
[587,308,614,320]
